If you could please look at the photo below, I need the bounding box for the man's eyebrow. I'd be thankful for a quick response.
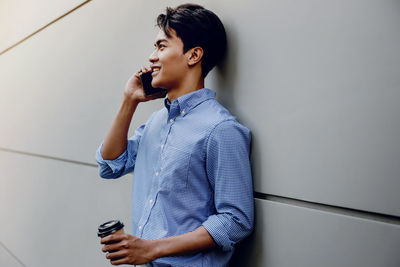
[154,39,168,46]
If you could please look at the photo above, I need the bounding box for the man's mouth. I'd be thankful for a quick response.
[152,67,161,72]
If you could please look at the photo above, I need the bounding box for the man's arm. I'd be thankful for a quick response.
[202,120,254,251]
[101,226,215,265]
[101,66,166,160]
[101,97,139,160]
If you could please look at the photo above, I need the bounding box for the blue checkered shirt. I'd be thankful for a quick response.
[96,88,254,267]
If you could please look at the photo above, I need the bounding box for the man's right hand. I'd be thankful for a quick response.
[101,66,166,160]
[124,66,167,103]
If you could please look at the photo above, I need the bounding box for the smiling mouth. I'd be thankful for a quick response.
[152,67,161,72]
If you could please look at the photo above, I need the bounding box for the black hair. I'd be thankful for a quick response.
[156,4,227,77]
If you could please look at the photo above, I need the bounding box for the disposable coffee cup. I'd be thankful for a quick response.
[97,220,125,238]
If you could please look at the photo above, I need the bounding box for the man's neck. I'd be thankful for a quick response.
[167,78,205,102]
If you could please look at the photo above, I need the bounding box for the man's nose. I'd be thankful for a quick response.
[149,50,158,63]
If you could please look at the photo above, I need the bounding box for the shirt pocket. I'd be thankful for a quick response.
[159,145,191,191]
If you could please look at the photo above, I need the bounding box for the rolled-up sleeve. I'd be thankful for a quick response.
[202,120,254,252]
[95,124,145,179]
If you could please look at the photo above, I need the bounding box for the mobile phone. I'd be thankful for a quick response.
[140,72,167,95]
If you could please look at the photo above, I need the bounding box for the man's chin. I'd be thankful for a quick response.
[151,80,161,89]
[151,81,168,90]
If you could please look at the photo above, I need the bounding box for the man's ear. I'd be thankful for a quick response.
[186,47,204,66]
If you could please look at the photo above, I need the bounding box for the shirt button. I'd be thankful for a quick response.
[161,144,164,149]
[149,199,153,203]
[155,172,159,176]
[170,118,174,123]
[181,110,185,115]
[138,226,142,230]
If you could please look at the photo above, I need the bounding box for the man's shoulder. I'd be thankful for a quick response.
[193,98,251,135]
[147,97,250,134]
[198,98,234,121]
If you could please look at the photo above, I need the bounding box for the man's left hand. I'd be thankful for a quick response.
[101,233,158,265]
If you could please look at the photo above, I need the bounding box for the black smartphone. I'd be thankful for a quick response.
[140,72,167,95]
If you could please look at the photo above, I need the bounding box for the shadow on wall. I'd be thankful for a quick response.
[231,194,270,267]
[230,206,264,266]
[213,25,238,114]
[213,22,263,180]
[212,24,261,266]
[230,232,256,267]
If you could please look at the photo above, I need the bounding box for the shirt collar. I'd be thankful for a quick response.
[164,88,216,116]
[164,98,171,112]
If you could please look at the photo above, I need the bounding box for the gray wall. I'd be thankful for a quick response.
[1,0,399,266]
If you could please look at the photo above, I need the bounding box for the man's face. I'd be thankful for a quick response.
[149,29,188,90]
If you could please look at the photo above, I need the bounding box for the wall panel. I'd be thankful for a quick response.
[231,199,400,267]
[0,150,132,267]
[0,0,165,164]
[207,0,400,216]
[0,244,22,267]
[2,0,399,215]
[0,0,87,52]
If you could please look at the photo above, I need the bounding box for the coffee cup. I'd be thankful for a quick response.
[97,220,125,238]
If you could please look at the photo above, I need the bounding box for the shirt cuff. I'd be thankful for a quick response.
[95,143,128,173]
[202,215,234,252]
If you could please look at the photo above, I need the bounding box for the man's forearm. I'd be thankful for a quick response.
[101,96,139,160]
[152,226,216,259]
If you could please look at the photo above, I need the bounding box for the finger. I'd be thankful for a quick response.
[101,233,126,244]
[151,91,167,99]
[102,243,120,253]
[134,67,144,79]
[141,66,148,74]
[106,250,126,260]
[148,94,165,101]
[110,257,129,265]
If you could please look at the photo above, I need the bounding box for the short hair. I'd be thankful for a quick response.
[156,4,227,77]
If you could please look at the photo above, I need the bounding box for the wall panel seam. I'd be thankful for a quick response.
[0,0,92,56]
[254,192,400,225]
[2,147,399,225]
[0,241,26,267]
[0,147,97,167]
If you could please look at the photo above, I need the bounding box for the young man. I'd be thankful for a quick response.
[96,4,254,267]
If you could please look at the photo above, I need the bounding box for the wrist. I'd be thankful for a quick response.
[122,93,140,107]
[150,239,164,260]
